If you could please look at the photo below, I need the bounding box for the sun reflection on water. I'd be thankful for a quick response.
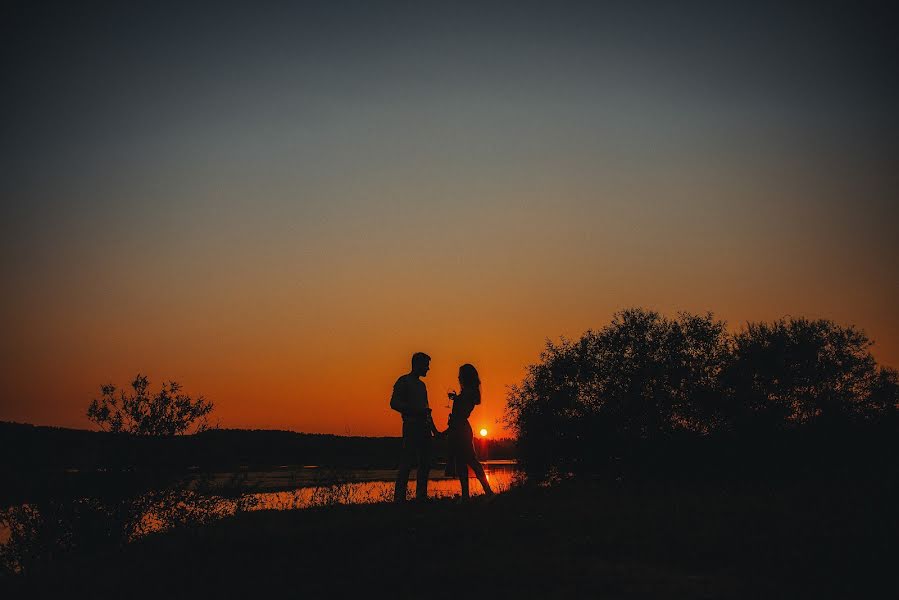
[0,463,520,550]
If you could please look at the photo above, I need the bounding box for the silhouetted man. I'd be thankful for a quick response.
[391,352,437,502]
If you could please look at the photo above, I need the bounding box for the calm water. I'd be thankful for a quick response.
[250,461,518,510]
[0,462,519,547]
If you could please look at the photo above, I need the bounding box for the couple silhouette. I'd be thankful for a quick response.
[390,352,494,502]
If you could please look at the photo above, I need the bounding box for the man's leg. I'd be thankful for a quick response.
[395,461,410,503]
[394,423,412,503]
[415,432,432,501]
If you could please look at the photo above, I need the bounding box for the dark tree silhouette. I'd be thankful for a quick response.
[724,317,898,427]
[506,308,899,479]
[506,309,730,476]
[87,374,213,436]
[2,379,219,575]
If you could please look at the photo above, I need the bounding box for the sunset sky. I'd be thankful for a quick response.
[2,1,896,436]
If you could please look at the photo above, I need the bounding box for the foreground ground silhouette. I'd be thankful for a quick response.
[5,475,895,599]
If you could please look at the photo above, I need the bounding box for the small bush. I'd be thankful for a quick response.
[87,375,213,436]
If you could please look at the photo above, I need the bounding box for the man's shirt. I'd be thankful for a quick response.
[391,373,430,421]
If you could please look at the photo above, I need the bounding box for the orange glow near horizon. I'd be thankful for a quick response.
[480,428,489,437]
[2,288,898,437]
[3,174,896,437]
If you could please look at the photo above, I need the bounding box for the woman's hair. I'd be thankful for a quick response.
[458,363,481,405]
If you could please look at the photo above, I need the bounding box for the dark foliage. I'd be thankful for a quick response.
[0,470,257,577]
[87,375,213,436]
[0,418,514,577]
[506,308,899,480]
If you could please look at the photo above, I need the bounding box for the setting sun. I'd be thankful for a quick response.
[479,428,488,437]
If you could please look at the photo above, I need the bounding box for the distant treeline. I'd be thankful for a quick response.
[506,308,899,481]
[0,422,516,504]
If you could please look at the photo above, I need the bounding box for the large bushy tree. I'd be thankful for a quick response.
[506,309,730,476]
[725,318,897,427]
[506,309,898,478]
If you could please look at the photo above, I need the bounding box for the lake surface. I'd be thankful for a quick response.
[0,461,519,548]
[249,460,518,509]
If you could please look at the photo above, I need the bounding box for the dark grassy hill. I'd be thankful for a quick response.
[0,421,400,470]
[4,476,896,599]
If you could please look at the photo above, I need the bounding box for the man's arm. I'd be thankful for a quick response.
[389,378,409,413]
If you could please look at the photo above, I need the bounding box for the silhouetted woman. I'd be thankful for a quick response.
[443,364,494,499]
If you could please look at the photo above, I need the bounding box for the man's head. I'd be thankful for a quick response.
[411,352,431,377]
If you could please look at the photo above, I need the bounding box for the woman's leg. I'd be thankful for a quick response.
[468,458,494,496]
[457,462,470,499]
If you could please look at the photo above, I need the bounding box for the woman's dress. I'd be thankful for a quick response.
[445,388,478,477]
